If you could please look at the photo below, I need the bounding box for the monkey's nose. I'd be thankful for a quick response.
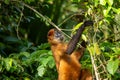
[60,36,64,41]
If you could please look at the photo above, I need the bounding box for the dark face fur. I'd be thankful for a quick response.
[54,29,64,41]
[47,28,64,44]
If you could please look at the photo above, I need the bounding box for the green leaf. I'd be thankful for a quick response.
[24,77,30,80]
[94,43,101,55]
[4,0,10,4]
[24,0,34,3]
[48,51,52,55]
[100,0,106,5]
[4,58,13,71]
[103,6,112,17]
[0,42,5,49]
[94,0,99,7]
[47,56,55,68]
[31,50,48,59]
[4,36,19,42]
[112,7,120,14]
[41,58,49,67]
[82,34,87,42]
[107,59,119,75]
[38,43,50,49]
[87,46,94,55]
[72,22,83,34]
[19,52,30,59]
[112,47,120,55]
[71,0,81,3]
[0,59,4,72]
[37,65,46,77]
[35,13,41,19]
[107,0,113,6]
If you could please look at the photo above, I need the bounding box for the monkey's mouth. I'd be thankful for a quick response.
[59,36,64,41]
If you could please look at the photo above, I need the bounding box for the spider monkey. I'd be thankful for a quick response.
[47,21,93,80]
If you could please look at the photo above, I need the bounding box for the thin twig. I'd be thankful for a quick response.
[16,11,23,40]
[90,54,100,80]
[60,29,72,31]
[23,3,60,30]
[97,56,108,74]
[58,13,81,27]
[22,3,71,39]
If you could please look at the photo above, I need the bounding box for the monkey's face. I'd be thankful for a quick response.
[54,29,64,41]
[47,29,64,44]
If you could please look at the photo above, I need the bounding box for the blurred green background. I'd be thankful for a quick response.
[0,0,120,80]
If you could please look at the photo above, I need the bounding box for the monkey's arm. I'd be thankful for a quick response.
[66,20,93,55]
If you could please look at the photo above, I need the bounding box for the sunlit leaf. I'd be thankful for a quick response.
[112,48,120,54]
[31,50,48,59]
[38,43,50,49]
[71,0,81,3]
[103,7,112,17]
[82,34,87,42]
[24,77,30,80]
[41,58,49,66]
[72,22,83,34]
[112,7,120,14]
[100,0,106,5]
[88,8,92,15]
[107,59,119,75]
[4,58,13,71]
[19,52,30,58]
[87,46,94,55]
[94,0,99,7]
[37,65,46,77]
[48,51,52,55]
[0,60,4,72]
[47,56,55,68]
[94,43,101,55]
[107,0,113,6]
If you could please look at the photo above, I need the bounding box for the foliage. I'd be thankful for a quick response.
[75,0,120,79]
[0,0,120,80]
[0,43,57,80]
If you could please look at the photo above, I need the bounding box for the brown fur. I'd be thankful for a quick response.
[47,29,92,80]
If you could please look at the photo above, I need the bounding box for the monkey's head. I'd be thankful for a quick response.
[47,28,64,44]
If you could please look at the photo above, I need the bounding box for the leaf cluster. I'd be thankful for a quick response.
[0,43,57,80]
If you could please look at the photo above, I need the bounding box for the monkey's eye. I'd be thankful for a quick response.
[55,31,62,38]
[54,30,64,41]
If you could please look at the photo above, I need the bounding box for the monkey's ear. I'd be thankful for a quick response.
[47,29,55,37]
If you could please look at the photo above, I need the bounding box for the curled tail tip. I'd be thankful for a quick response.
[84,20,93,27]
